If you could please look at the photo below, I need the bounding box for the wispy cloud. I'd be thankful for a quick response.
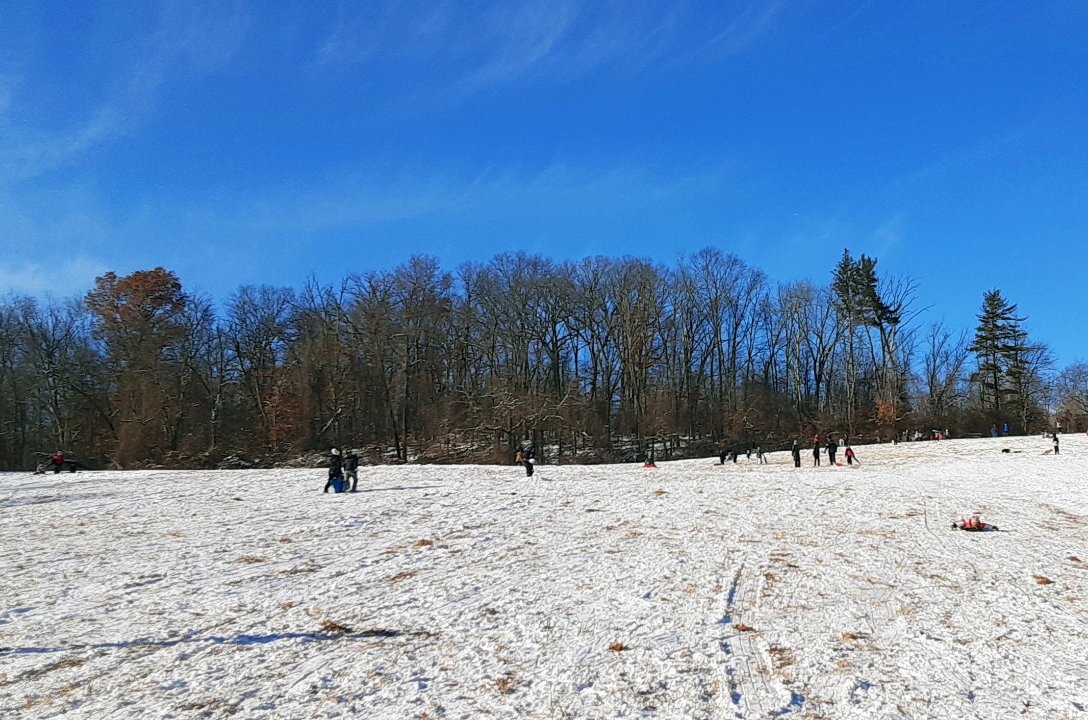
[0,1,248,184]
[205,161,736,241]
[313,0,792,96]
[0,257,107,297]
[0,158,737,293]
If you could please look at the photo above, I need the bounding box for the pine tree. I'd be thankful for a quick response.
[832,250,903,435]
[968,289,1027,419]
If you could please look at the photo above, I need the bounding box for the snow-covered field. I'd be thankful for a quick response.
[3,435,1088,719]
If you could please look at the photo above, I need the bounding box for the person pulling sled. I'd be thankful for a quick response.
[952,515,998,532]
[324,448,345,493]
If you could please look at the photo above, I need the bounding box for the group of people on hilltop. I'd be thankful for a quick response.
[718,446,768,465]
[323,448,360,493]
[790,436,856,467]
[711,436,857,468]
[33,451,83,474]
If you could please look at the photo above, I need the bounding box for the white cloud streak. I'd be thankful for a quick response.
[0,1,248,184]
[0,257,107,297]
[314,0,793,95]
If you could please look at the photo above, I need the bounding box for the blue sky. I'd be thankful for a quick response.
[2,1,1086,363]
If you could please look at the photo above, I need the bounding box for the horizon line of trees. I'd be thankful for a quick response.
[0,248,1083,470]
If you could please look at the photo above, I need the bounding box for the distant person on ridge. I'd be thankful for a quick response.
[323,448,343,493]
[1002,422,1009,436]
[756,446,766,464]
[991,425,998,438]
[52,451,65,474]
[791,441,801,468]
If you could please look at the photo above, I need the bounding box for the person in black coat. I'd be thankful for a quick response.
[324,448,343,493]
[827,439,837,465]
[523,445,535,477]
[344,450,360,491]
[791,441,801,468]
[812,443,821,466]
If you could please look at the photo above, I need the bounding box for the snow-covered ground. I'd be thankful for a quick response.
[3,435,1088,719]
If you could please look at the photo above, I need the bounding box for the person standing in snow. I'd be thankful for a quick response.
[827,439,837,465]
[845,446,858,465]
[324,448,343,493]
[719,448,728,465]
[1002,422,1009,436]
[812,442,821,467]
[52,451,66,474]
[756,446,766,464]
[523,445,535,477]
[991,425,998,438]
[1053,434,1060,455]
[791,441,801,468]
[344,450,360,492]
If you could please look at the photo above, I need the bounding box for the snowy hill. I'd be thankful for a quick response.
[3,435,1087,718]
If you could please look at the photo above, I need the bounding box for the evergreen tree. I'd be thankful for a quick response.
[832,250,903,435]
[967,289,1050,430]
[969,290,1021,414]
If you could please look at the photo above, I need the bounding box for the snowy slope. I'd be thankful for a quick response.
[2,435,1088,718]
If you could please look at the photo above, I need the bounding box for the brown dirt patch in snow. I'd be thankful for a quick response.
[320,618,353,634]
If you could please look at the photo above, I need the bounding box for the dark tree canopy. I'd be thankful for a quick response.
[0,253,1064,470]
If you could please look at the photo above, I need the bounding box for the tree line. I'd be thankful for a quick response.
[0,248,1082,470]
